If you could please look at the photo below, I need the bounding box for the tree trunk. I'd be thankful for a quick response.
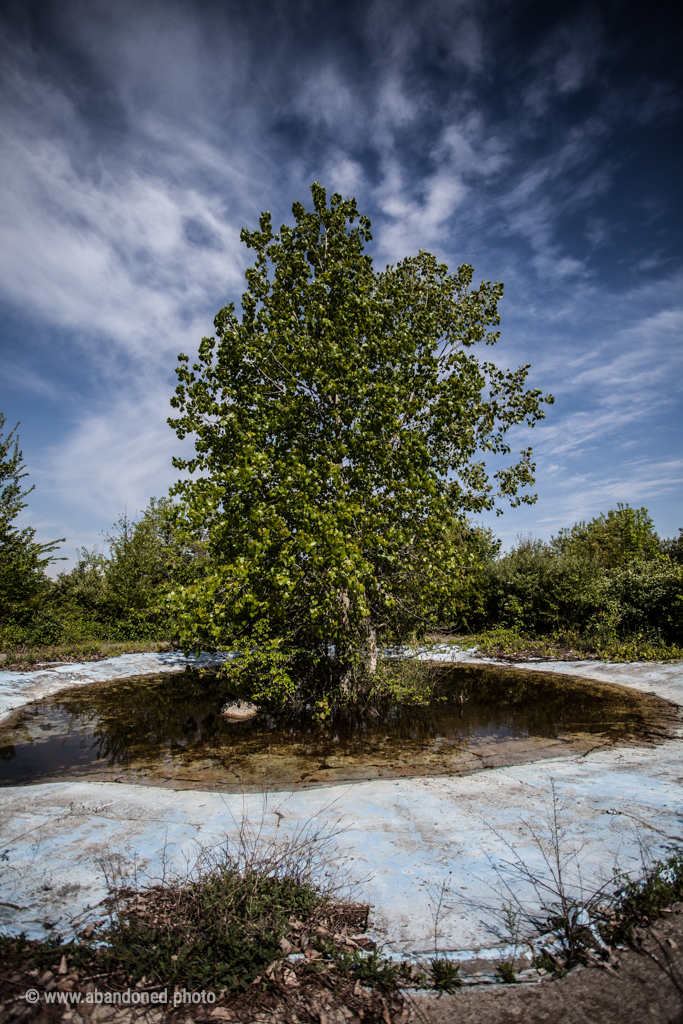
[363,621,378,676]
[338,588,352,694]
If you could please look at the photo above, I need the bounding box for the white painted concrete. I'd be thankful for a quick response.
[0,652,681,962]
[0,651,227,724]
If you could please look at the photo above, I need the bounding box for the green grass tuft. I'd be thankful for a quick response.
[603,852,683,947]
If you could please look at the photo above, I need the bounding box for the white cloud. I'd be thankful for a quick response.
[38,391,189,519]
[319,153,366,197]
[0,129,245,357]
[375,166,468,261]
[1,0,680,557]
[294,67,360,133]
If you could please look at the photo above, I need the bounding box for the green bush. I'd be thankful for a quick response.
[550,504,661,567]
[461,506,683,648]
[477,541,605,634]
[20,498,210,652]
[597,559,683,641]
[0,608,171,652]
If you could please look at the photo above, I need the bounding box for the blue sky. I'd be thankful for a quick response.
[1,0,681,568]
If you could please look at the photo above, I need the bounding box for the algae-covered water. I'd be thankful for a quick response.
[0,665,674,790]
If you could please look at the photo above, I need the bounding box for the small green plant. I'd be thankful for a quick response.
[429,956,462,993]
[494,900,523,983]
[329,948,402,991]
[495,960,517,983]
[603,852,683,947]
[532,950,564,976]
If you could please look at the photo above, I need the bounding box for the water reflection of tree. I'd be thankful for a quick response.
[54,672,231,767]
[437,666,651,741]
[31,666,655,774]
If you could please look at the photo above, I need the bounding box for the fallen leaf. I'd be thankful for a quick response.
[283,967,299,988]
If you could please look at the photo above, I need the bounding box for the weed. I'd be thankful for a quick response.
[467,781,683,981]
[0,638,173,670]
[495,961,517,983]
[532,950,563,976]
[330,948,402,990]
[438,626,683,665]
[486,782,623,971]
[428,956,462,993]
[103,870,322,990]
[603,852,683,947]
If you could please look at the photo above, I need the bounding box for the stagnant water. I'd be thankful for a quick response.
[0,665,674,790]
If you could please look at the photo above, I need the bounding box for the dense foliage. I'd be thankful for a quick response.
[0,496,207,650]
[461,505,683,648]
[166,183,553,694]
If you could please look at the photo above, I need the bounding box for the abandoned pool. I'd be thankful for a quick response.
[0,650,681,963]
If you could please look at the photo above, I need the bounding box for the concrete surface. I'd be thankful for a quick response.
[0,651,228,724]
[0,651,682,965]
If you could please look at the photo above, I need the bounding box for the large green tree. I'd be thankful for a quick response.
[168,184,553,695]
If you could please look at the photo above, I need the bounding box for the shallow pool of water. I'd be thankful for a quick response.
[0,665,674,790]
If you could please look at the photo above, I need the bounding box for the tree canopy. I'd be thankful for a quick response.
[167,183,553,696]
[549,504,662,568]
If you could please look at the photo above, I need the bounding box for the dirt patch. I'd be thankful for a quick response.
[409,903,683,1024]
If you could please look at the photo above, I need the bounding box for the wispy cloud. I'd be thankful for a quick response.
[0,127,246,356]
[1,0,681,556]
